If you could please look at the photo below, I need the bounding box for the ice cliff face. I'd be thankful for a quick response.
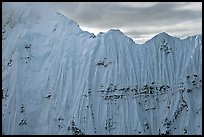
[2,9,202,135]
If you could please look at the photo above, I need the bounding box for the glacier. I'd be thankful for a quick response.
[2,8,202,135]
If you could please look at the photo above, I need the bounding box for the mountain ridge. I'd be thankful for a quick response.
[2,9,202,135]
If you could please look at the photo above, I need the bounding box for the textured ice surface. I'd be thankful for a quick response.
[2,9,202,135]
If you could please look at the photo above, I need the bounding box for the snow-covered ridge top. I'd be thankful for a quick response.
[97,29,202,47]
[93,28,201,45]
[152,32,202,41]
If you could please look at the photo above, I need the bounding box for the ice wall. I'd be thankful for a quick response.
[2,9,202,135]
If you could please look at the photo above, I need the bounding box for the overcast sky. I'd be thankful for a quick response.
[3,2,202,43]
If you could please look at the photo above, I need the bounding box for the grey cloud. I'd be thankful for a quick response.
[62,2,201,29]
[5,2,200,30]
[125,19,201,41]
[125,20,201,37]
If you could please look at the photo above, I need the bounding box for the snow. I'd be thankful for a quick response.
[2,8,202,135]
